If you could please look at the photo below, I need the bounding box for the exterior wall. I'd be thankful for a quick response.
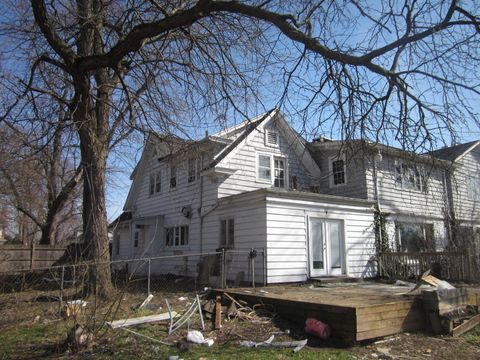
[450,148,480,224]
[367,153,447,219]
[313,148,369,199]
[265,194,376,283]
[217,119,315,198]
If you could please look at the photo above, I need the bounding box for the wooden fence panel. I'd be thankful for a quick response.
[0,244,66,273]
[378,251,476,283]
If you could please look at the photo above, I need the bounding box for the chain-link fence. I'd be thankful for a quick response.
[0,249,266,319]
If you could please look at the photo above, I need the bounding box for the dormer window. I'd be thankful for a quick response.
[265,130,279,147]
[329,155,346,187]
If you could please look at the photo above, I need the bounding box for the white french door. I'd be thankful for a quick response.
[308,218,344,277]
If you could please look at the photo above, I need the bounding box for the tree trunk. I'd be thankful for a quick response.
[80,133,113,298]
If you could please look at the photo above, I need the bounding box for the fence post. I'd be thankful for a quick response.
[30,242,35,270]
[221,249,226,288]
[251,248,255,289]
[59,265,65,315]
[147,258,151,295]
[263,247,267,287]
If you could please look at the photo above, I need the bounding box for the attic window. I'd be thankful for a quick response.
[188,158,196,183]
[265,130,278,147]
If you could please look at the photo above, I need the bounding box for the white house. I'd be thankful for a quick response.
[112,109,480,283]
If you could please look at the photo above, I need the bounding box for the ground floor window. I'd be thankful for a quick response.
[165,225,189,247]
[395,222,434,252]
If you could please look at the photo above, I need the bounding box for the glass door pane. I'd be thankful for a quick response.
[328,221,342,269]
[310,218,325,271]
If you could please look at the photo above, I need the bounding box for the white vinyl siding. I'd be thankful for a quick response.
[217,119,314,197]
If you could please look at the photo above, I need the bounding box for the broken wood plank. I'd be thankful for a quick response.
[452,314,480,337]
[215,295,222,330]
[107,312,176,329]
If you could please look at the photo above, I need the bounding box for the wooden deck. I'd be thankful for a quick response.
[216,283,426,342]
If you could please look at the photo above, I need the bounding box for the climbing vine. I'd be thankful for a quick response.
[374,210,390,255]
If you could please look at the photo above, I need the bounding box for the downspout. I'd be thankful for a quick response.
[199,174,204,254]
[443,168,453,245]
[373,151,383,241]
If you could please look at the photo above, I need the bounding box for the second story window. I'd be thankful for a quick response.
[149,170,162,195]
[274,157,286,188]
[170,164,177,188]
[330,156,346,186]
[258,154,271,181]
[188,158,196,183]
[395,161,427,192]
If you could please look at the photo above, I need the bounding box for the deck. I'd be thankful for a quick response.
[216,283,426,342]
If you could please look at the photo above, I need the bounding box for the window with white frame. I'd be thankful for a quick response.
[170,164,177,188]
[394,161,427,192]
[220,218,234,248]
[165,225,189,247]
[149,170,162,195]
[265,129,279,147]
[395,222,435,252]
[274,157,286,188]
[187,158,197,183]
[257,153,287,188]
[257,154,271,181]
[329,156,346,186]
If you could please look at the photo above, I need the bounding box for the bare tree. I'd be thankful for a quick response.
[1,0,478,296]
[0,117,82,245]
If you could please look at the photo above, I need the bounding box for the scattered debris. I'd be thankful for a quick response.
[186,330,214,346]
[107,312,175,329]
[118,327,172,346]
[178,297,188,301]
[259,289,269,294]
[215,295,222,330]
[410,270,455,293]
[240,335,307,353]
[63,300,87,319]
[166,294,204,334]
[64,324,94,353]
[452,314,480,337]
[304,318,330,340]
[138,294,154,309]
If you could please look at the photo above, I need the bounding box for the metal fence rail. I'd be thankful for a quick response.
[378,251,478,282]
[0,249,266,296]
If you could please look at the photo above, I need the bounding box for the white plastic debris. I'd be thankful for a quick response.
[186,330,214,347]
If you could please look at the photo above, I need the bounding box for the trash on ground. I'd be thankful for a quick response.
[186,330,214,346]
[305,317,331,339]
[107,312,175,329]
[240,335,307,353]
[63,300,88,318]
[64,324,94,353]
[166,294,204,334]
[138,294,154,309]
